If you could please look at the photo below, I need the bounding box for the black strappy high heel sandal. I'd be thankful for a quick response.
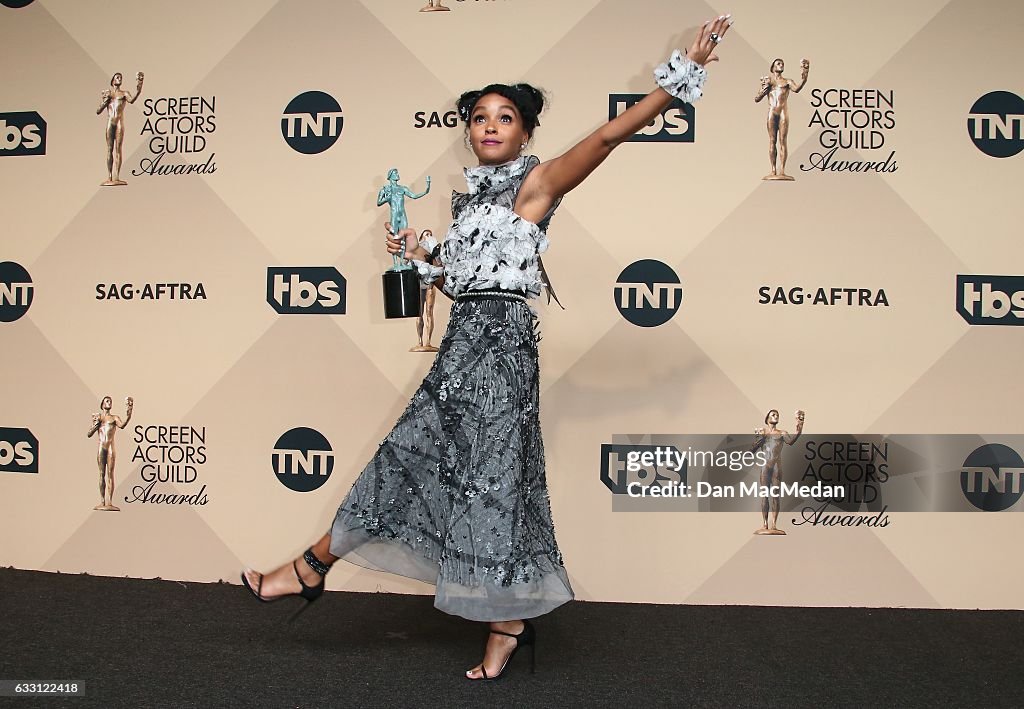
[240,547,332,622]
[468,619,536,681]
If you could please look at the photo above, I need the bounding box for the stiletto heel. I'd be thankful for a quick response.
[467,619,536,681]
[240,547,332,622]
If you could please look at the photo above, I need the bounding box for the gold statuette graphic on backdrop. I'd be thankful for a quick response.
[411,229,439,353]
[87,395,134,511]
[96,71,144,186]
[752,408,804,535]
[754,58,809,181]
[419,0,451,11]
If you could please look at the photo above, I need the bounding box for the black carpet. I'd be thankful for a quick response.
[0,567,1021,708]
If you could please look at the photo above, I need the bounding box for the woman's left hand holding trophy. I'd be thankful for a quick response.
[384,221,426,263]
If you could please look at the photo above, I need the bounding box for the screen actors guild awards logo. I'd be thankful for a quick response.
[754,58,810,181]
[87,395,133,510]
[96,72,144,186]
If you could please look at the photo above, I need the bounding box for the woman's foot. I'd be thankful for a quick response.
[465,620,528,680]
[242,554,325,601]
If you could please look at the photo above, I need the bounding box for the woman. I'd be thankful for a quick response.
[242,14,732,680]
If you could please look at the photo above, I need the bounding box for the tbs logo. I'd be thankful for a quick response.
[281,91,344,154]
[0,111,46,156]
[609,95,692,143]
[272,427,334,492]
[267,267,346,315]
[600,444,685,494]
[0,428,37,474]
[956,275,1024,325]
[614,260,683,327]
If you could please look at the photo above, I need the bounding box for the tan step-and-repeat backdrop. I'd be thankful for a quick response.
[2,0,1022,610]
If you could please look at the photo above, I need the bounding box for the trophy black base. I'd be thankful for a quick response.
[383,269,422,319]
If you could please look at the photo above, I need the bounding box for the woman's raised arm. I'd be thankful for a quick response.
[519,14,732,213]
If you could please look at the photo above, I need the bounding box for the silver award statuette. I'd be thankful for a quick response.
[87,395,134,511]
[378,168,430,319]
[97,71,144,186]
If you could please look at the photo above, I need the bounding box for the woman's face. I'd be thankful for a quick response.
[468,93,529,166]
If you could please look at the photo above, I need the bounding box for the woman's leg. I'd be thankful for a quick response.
[465,620,527,680]
[242,533,338,599]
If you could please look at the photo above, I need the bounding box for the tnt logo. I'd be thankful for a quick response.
[0,428,38,474]
[281,91,344,154]
[956,275,1024,326]
[0,111,46,156]
[961,444,1024,511]
[272,427,334,492]
[967,91,1024,158]
[600,444,685,494]
[267,267,346,315]
[614,260,683,327]
[0,261,33,322]
[609,94,693,143]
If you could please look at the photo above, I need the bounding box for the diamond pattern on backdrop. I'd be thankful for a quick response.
[1,0,1021,608]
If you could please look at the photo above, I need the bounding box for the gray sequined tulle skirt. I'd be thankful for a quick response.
[329,294,574,621]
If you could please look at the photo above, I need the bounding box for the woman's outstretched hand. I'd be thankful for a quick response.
[688,13,732,66]
[384,221,423,261]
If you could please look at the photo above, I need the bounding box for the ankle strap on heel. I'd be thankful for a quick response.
[303,548,332,577]
[489,619,532,640]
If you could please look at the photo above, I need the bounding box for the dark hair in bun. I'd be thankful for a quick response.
[456,83,546,137]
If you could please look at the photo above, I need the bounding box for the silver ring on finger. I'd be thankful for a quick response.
[710,32,721,44]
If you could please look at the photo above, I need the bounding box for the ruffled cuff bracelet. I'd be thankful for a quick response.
[410,259,444,287]
[409,232,443,286]
[418,232,439,256]
[654,50,707,103]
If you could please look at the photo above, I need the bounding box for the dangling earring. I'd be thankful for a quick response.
[465,135,473,150]
[520,142,527,151]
